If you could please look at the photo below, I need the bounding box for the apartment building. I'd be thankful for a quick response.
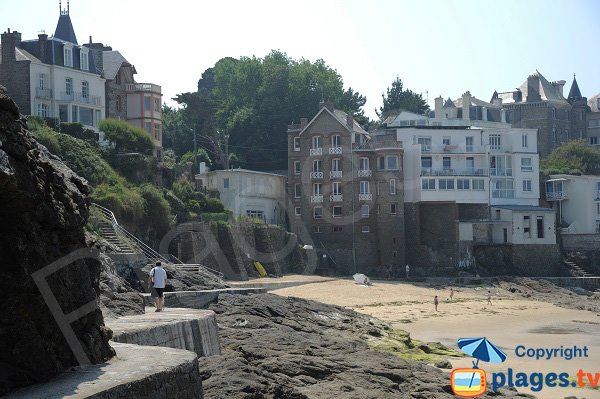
[288,101,405,276]
[0,6,105,131]
[587,93,600,148]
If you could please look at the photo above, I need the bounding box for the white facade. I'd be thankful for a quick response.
[546,174,600,234]
[394,126,539,206]
[196,168,287,225]
[490,206,556,245]
[30,60,105,131]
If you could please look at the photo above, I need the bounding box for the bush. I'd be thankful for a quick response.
[162,149,177,169]
[92,182,145,224]
[179,149,211,174]
[135,184,174,237]
[99,118,154,155]
[59,122,97,144]
[32,126,61,154]
[205,197,225,213]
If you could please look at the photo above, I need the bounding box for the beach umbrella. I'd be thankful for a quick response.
[458,337,507,388]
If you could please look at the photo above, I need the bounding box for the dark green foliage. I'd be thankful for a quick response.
[541,139,600,175]
[59,122,97,144]
[179,149,212,174]
[92,182,145,223]
[32,126,61,154]
[204,197,225,213]
[376,77,429,119]
[135,184,175,238]
[99,118,154,155]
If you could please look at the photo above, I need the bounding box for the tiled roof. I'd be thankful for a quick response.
[332,109,369,135]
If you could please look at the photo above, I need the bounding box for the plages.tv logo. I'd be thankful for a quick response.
[451,337,507,398]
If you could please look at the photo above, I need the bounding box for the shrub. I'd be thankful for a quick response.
[32,126,61,154]
[135,184,174,237]
[99,118,154,155]
[59,122,97,144]
[179,149,211,174]
[92,182,145,224]
[205,197,225,213]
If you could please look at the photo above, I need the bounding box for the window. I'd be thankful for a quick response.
[492,179,514,198]
[80,50,89,71]
[332,182,342,195]
[65,78,73,96]
[223,178,230,189]
[294,207,301,217]
[378,156,385,170]
[313,207,323,219]
[422,178,436,190]
[523,216,531,238]
[39,73,47,89]
[333,206,342,218]
[331,134,341,147]
[466,157,475,172]
[590,137,599,145]
[361,204,369,218]
[472,179,485,190]
[359,157,369,171]
[537,216,544,239]
[312,159,322,172]
[82,81,89,99]
[59,104,68,122]
[313,183,322,195]
[443,157,451,170]
[552,108,556,118]
[63,46,73,67]
[466,136,474,152]
[386,155,399,170]
[489,134,501,149]
[294,183,301,198]
[521,157,533,172]
[490,155,512,176]
[154,124,161,141]
[361,225,370,233]
[391,203,397,216]
[294,137,301,151]
[144,96,151,110]
[333,226,343,232]
[439,179,455,190]
[421,157,432,169]
[457,179,470,190]
[418,136,432,151]
[247,210,265,220]
[332,158,341,171]
[442,136,451,145]
[522,134,528,148]
[313,225,322,233]
[294,161,301,175]
[145,122,152,133]
[522,179,532,192]
[154,98,161,112]
[116,95,122,112]
[389,179,396,195]
[359,181,370,194]
[312,136,321,149]
[36,103,48,117]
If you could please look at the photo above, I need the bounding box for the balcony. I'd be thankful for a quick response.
[311,195,323,203]
[35,88,52,99]
[489,145,513,153]
[359,193,372,201]
[421,168,488,177]
[330,170,342,178]
[423,145,486,153]
[330,194,343,202]
[310,171,323,179]
[59,91,102,106]
[490,168,513,177]
[358,169,372,177]
[546,191,568,201]
[492,190,515,199]
[309,148,323,156]
[125,82,161,93]
[329,146,342,155]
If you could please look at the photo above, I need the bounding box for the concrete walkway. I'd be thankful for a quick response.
[228,274,336,291]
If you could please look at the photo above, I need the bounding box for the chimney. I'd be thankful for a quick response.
[346,114,354,128]
[1,29,21,64]
[552,80,566,96]
[38,33,48,63]
[462,91,471,121]
[526,74,540,102]
[300,117,308,128]
[434,96,443,117]
[319,100,334,112]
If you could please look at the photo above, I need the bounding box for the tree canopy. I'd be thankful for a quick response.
[376,77,429,119]
[99,118,154,155]
[541,139,600,175]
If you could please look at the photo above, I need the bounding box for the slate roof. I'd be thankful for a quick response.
[588,93,600,112]
[567,75,582,101]
[454,96,500,108]
[55,14,78,44]
[443,98,456,107]
[102,51,135,80]
[0,45,40,63]
[497,70,569,105]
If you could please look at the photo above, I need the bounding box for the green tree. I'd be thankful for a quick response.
[541,139,600,174]
[99,118,154,155]
[178,149,212,174]
[376,77,429,119]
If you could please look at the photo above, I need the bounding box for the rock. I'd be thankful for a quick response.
[418,343,432,353]
[435,360,453,369]
[0,89,114,395]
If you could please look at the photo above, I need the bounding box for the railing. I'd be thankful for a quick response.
[489,145,513,153]
[421,168,488,176]
[59,91,102,106]
[309,147,323,156]
[35,88,52,99]
[420,144,432,152]
[125,82,161,93]
[329,146,342,154]
[359,193,373,201]
[546,191,568,201]
[311,195,323,203]
[330,170,342,178]
[330,194,343,202]
[490,168,513,177]
[310,171,323,179]
[492,190,515,199]
[358,169,372,177]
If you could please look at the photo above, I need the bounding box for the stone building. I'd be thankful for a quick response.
[493,71,588,156]
[288,102,405,276]
[587,92,600,147]
[0,5,105,131]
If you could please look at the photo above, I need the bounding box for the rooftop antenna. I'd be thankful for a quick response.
[67,0,70,14]
[321,85,324,102]
[59,0,61,13]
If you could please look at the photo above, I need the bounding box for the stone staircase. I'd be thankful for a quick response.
[97,221,135,253]
[562,259,598,277]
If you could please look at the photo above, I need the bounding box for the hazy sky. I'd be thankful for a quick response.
[6,0,600,119]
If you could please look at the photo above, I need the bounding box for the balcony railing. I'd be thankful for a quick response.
[358,169,372,177]
[358,193,372,201]
[489,145,513,153]
[309,148,323,156]
[329,146,343,154]
[35,88,52,99]
[422,145,486,153]
[546,191,568,201]
[311,195,323,203]
[490,168,513,177]
[492,189,515,199]
[330,194,343,202]
[310,171,323,179]
[330,170,342,178]
[125,82,162,93]
[421,168,488,176]
[59,91,102,106]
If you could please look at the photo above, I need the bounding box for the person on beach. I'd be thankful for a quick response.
[148,261,167,312]
[405,264,410,279]
[449,288,454,301]
[434,295,439,312]
[487,290,492,305]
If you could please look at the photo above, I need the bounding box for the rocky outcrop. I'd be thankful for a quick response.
[200,293,534,399]
[0,88,114,395]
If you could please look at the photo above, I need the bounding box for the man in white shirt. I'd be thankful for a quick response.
[148,261,167,312]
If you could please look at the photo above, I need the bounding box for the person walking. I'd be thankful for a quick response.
[449,288,454,301]
[148,261,167,312]
[434,295,439,312]
[486,290,492,305]
[405,264,410,279]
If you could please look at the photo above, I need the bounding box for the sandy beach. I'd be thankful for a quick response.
[272,278,600,399]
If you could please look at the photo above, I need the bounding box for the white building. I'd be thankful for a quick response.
[195,166,287,225]
[546,174,600,234]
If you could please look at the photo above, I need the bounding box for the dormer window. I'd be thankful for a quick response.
[80,49,89,71]
[64,45,73,67]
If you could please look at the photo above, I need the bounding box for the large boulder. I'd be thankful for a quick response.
[0,87,114,395]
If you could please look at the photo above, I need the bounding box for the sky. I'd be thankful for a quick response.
[4,0,600,120]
